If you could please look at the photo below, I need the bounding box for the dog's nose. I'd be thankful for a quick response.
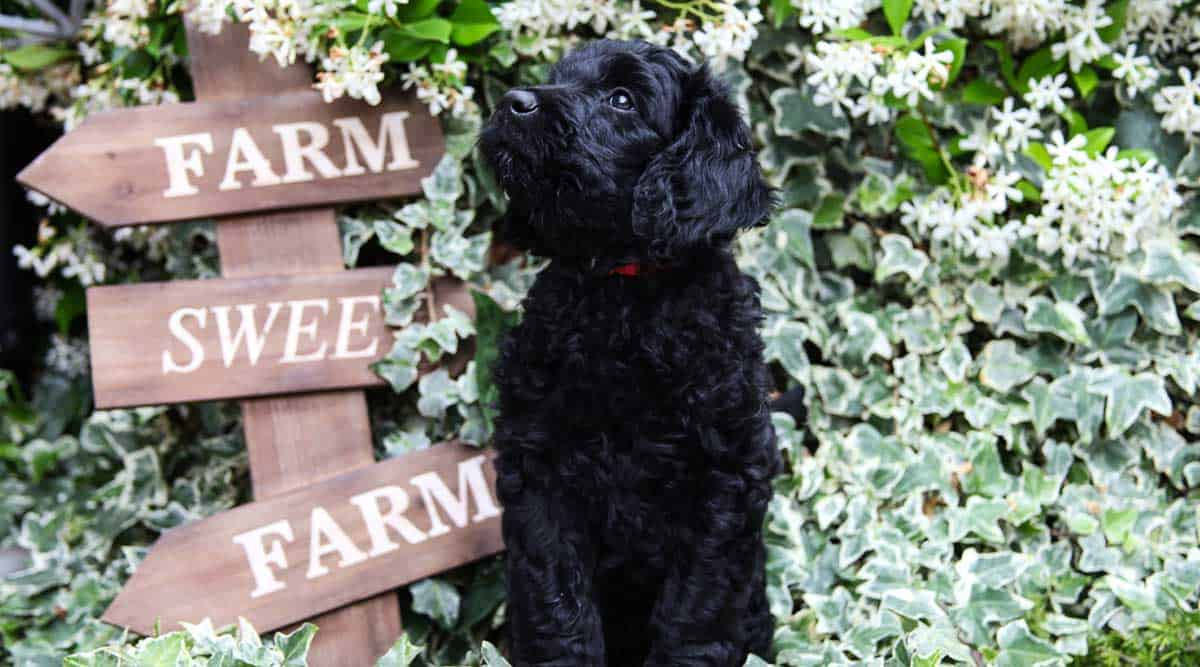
[504,89,539,115]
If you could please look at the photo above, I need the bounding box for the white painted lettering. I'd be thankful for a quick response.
[348,486,428,557]
[306,506,368,579]
[409,455,501,538]
[155,132,214,198]
[232,520,295,598]
[162,307,207,374]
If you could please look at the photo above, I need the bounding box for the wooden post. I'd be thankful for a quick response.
[184,22,401,665]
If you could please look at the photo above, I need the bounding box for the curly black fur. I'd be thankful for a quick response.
[479,40,781,667]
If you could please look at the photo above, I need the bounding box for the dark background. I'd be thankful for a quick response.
[1,110,58,386]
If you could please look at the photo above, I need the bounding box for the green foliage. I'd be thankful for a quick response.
[1076,609,1200,667]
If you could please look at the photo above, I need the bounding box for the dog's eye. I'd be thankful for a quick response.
[608,89,634,111]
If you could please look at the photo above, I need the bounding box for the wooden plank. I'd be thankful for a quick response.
[186,22,408,665]
[86,270,472,409]
[103,443,503,636]
[16,89,443,227]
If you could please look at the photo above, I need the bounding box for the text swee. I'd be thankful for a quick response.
[162,295,381,373]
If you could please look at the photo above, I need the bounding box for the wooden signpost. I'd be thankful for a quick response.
[105,444,504,635]
[17,90,442,226]
[18,20,503,666]
[87,271,471,408]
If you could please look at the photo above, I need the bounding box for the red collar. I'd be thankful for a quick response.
[608,262,665,277]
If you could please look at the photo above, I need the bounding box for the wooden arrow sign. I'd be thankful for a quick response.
[104,441,503,635]
[16,90,442,227]
[87,268,472,409]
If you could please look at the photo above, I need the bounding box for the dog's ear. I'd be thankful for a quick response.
[632,65,774,261]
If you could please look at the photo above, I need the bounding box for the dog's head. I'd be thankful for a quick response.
[479,39,772,263]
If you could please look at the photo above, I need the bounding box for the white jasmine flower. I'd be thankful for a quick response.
[1050,0,1113,71]
[990,97,1043,152]
[315,42,388,105]
[791,0,871,35]
[1153,67,1200,139]
[1111,46,1159,98]
[1023,74,1075,113]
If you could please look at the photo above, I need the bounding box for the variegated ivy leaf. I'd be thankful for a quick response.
[937,338,972,383]
[837,309,892,366]
[417,369,461,419]
[812,366,864,417]
[1085,368,1172,438]
[965,282,1004,324]
[771,209,815,270]
[339,216,374,268]
[763,317,811,383]
[1020,378,1075,437]
[394,201,431,229]
[480,641,512,667]
[771,86,851,140]
[1139,239,1200,293]
[1023,297,1090,345]
[1089,265,1182,335]
[978,340,1037,393]
[383,265,430,328]
[875,234,929,283]
[826,223,874,271]
[410,577,461,631]
[880,589,948,624]
[376,635,425,667]
[421,154,464,204]
[994,620,1064,667]
[373,220,414,256]
[372,340,420,392]
[431,229,490,279]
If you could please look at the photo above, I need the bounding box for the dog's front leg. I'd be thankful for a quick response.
[644,469,773,667]
[500,473,605,667]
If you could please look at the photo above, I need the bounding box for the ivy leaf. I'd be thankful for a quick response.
[1139,240,1200,292]
[410,577,461,630]
[966,282,1005,323]
[876,234,929,282]
[772,87,850,139]
[374,220,415,256]
[1090,266,1181,335]
[274,624,317,666]
[812,192,846,230]
[994,620,1063,667]
[480,641,512,666]
[376,635,425,667]
[1023,297,1090,345]
[1021,378,1075,437]
[1086,369,1172,437]
[978,340,1037,393]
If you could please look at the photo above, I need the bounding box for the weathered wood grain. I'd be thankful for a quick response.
[103,442,503,636]
[86,270,471,409]
[16,90,443,227]
[180,22,409,664]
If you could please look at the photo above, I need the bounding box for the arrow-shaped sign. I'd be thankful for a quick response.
[17,90,442,227]
[105,441,503,635]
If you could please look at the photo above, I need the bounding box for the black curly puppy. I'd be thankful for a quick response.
[479,39,780,667]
